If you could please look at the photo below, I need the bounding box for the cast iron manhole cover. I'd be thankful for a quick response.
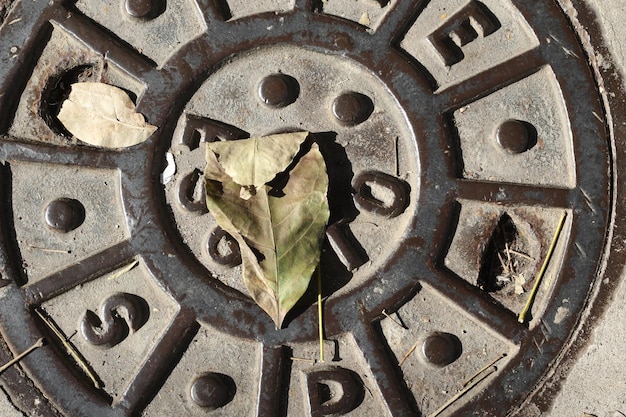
[0,1,618,416]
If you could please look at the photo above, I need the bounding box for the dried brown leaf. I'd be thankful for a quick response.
[208,131,308,189]
[205,133,329,328]
[57,83,157,148]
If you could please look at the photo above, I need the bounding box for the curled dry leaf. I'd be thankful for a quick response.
[209,131,308,197]
[204,132,330,329]
[57,82,157,148]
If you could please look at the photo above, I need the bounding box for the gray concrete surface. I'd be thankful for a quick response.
[549,275,626,416]
[0,389,23,417]
[545,2,626,416]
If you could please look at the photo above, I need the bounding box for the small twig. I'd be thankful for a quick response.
[518,212,567,324]
[0,338,45,374]
[317,266,324,363]
[504,241,513,273]
[462,353,507,387]
[428,366,497,417]
[592,111,603,123]
[28,246,71,254]
[496,252,509,275]
[34,308,101,389]
[382,309,406,329]
[399,340,420,366]
[508,249,534,261]
[291,357,316,364]
[107,260,139,280]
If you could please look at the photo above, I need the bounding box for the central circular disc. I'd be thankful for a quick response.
[164,44,419,309]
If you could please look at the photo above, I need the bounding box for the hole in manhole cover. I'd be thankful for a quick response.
[0,1,621,416]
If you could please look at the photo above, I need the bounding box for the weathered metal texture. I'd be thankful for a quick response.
[0,0,621,416]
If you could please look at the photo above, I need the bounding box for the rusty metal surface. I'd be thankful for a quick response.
[0,1,621,416]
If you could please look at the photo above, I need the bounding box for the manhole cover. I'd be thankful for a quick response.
[0,1,619,416]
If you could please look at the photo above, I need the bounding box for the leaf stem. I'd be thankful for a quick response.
[317,266,324,363]
[291,357,316,364]
[107,259,139,281]
[518,211,567,324]
[27,246,71,254]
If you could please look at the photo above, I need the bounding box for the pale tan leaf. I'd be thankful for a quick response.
[205,134,329,329]
[208,131,308,188]
[57,83,157,148]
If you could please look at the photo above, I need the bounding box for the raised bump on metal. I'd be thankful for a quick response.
[305,367,365,416]
[80,293,149,348]
[207,227,241,267]
[496,119,537,154]
[258,73,300,108]
[421,332,462,367]
[353,171,409,217]
[326,220,368,271]
[452,67,576,188]
[190,372,236,409]
[331,92,374,126]
[125,0,166,19]
[44,198,85,233]
[177,169,208,213]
